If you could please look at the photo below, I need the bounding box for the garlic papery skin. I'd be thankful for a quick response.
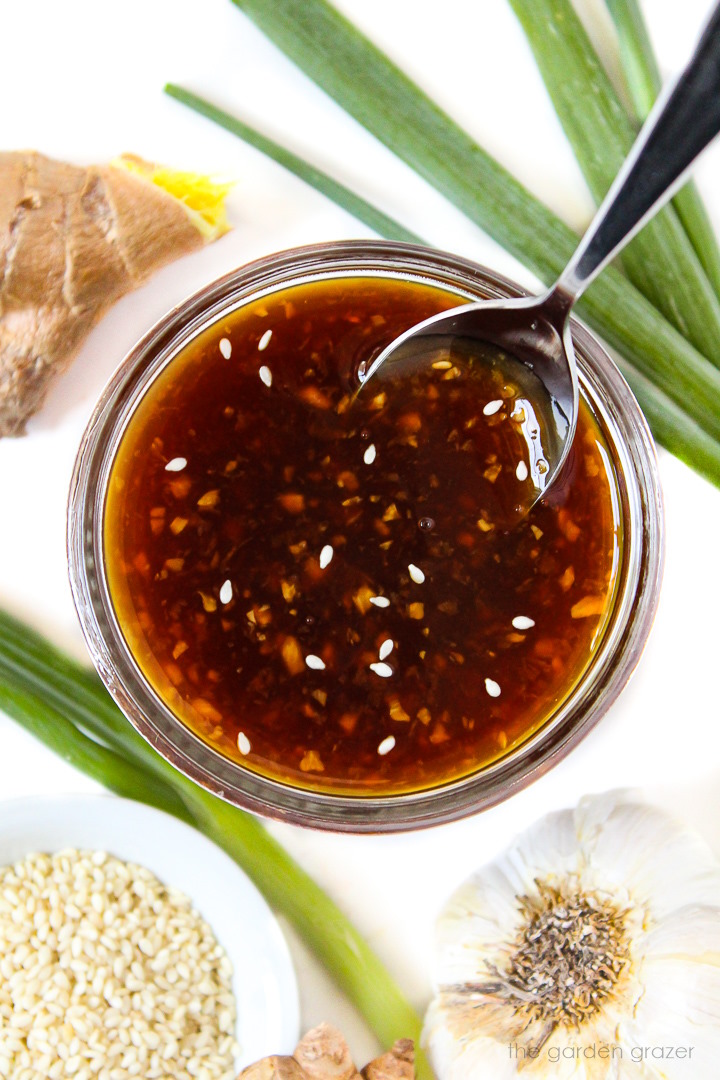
[423,791,720,1079]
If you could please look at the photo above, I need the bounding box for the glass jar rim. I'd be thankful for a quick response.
[68,240,664,832]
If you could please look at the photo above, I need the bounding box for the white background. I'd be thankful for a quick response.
[1,0,719,1065]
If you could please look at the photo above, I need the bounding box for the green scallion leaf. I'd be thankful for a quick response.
[605,0,660,118]
[0,673,195,823]
[606,0,720,300]
[164,84,422,246]
[612,362,720,483]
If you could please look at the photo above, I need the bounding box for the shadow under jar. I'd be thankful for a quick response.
[68,242,663,832]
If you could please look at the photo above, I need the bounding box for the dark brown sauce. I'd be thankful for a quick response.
[104,276,622,795]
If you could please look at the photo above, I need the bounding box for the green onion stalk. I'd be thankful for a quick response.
[605,0,720,299]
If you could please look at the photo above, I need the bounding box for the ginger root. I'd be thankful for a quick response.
[0,150,231,436]
[238,1025,414,1080]
[362,1041,414,1080]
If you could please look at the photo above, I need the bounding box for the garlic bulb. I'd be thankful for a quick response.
[424,791,720,1078]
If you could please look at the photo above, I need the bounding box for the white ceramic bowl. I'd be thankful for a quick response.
[0,794,300,1070]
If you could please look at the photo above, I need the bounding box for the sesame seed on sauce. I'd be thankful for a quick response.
[369,596,391,608]
[485,678,502,698]
[483,399,503,416]
[237,731,251,755]
[319,544,334,569]
[306,654,326,670]
[363,443,377,465]
[370,662,393,678]
[516,461,529,482]
[259,365,273,387]
[377,735,396,755]
[379,639,394,660]
[512,615,535,630]
[219,579,233,605]
[408,563,425,584]
[165,457,187,472]
[219,337,232,359]
[258,329,273,351]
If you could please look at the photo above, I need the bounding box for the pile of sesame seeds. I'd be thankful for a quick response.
[0,850,237,1080]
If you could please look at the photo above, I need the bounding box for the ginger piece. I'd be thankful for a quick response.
[0,150,231,436]
[238,1026,414,1080]
[292,1024,362,1079]
[240,1058,306,1079]
[362,1040,414,1080]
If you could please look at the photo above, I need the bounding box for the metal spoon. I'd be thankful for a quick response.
[359,2,720,515]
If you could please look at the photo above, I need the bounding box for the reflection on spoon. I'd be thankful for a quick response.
[356,334,558,531]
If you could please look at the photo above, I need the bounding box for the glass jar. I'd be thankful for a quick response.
[67,241,664,832]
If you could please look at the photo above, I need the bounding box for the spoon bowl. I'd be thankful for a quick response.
[358,286,577,518]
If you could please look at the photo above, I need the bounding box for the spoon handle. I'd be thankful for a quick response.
[555,1,720,302]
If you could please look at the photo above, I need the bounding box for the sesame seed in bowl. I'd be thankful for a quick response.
[0,795,299,1075]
